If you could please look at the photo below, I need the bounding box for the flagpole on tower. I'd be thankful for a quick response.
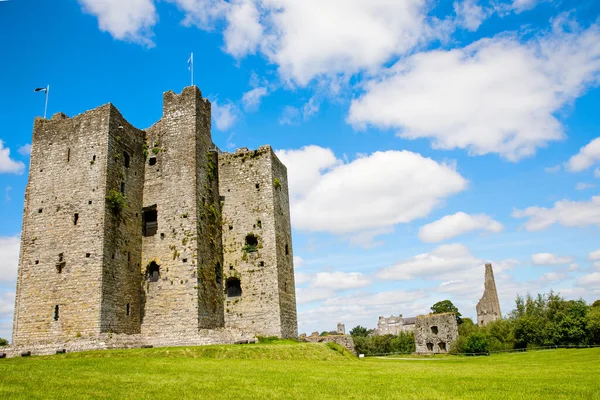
[34,85,50,119]
[188,52,194,87]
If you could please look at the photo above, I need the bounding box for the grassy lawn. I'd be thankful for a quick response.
[0,343,598,399]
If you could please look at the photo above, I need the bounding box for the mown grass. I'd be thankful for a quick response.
[0,343,598,399]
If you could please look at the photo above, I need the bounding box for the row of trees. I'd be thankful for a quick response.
[452,292,600,353]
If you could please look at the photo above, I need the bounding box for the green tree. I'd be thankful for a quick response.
[588,301,600,344]
[349,325,371,337]
[463,332,489,354]
[431,300,462,324]
[0,337,8,347]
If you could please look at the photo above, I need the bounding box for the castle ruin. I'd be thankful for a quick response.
[10,86,297,354]
[375,314,416,335]
[476,263,501,326]
[414,313,457,354]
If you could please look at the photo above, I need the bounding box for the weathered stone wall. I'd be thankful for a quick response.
[302,335,356,354]
[13,107,114,345]
[271,150,298,338]
[141,87,223,336]
[219,146,297,338]
[414,313,458,354]
[476,263,502,327]
[100,106,145,334]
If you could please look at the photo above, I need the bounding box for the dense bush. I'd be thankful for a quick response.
[450,291,600,354]
[0,337,8,347]
[352,332,415,355]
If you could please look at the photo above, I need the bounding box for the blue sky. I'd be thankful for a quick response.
[1,0,600,339]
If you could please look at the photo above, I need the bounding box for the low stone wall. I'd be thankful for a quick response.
[301,335,356,355]
[0,328,257,358]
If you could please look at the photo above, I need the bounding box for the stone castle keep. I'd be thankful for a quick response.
[11,86,297,353]
[476,263,501,326]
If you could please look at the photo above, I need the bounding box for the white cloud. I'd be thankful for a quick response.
[544,165,561,173]
[568,263,579,271]
[223,0,263,57]
[0,140,25,175]
[0,236,19,282]
[241,87,268,111]
[294,271,311,286]
[347,227,393,249]
[211,100,240,131]
[454,0,488,31]
[311,271,371,290]
[576,182,595,190]
[540,271,565,283]
[512,0,546,13]
[418,212,503,243]
[577,272,600,287]
[18,144,31,156]
[588,250,600,261]
[595,167,600,178]
[531,252,573,265]
[513,196,600,231]
[78,0,157,46]
[276,146,467,235]
[566,137,600,172]
[348,22,600,161]
[4,186,11,203]
[278,106,300,125]
[377,243,483,281]
[302,97,320,119]
[293,255,305,268]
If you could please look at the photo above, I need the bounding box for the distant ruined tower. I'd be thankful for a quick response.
[476,263,502,326]
[337,322,345,335]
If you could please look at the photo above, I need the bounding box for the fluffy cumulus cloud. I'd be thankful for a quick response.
[531,252,573,265]
[577,272,600,287]
[275,146,467,235]
[78,0,157,46]
[576,182,595,190]
[454,0,488,31]
[241,87,268,111]
[513,196,600,231]
[511,0,547,13]
[566,137,600,172]
[588,249,600,261]
[0,236,20,282]
[348,22,600,161]
[0,140,25,175]
[377,243,486,281]
[310,271,371,290]
[211,100,240,131]
[418,212,503,243]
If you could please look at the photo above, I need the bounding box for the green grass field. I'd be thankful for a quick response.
[0,342,598,399]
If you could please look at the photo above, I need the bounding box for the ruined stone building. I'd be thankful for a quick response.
[11,86,297,353]
[337,322,345,335]
[414,313,458,354]
[375,314,416,335]
[476,263,502,327]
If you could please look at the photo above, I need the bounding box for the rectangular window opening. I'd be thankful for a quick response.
[143,206,158,236]
[54,305,59,321]
[73,213,79,225]
[67,148,70,162]
[126,303,130,316]
[120,181,125,195]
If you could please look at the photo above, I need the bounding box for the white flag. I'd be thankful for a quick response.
[188,53,193,71]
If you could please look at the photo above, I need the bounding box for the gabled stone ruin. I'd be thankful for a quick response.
[476,263,502,326]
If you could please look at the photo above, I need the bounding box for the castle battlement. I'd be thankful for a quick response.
[11,86,297,352]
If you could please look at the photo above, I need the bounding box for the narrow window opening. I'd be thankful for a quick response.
[53,305,59,321]
[255,183,260,189]
[88,200,92,205]
[244,234,258,252]
[257,220,262,228]
[215,262,222,285]
[431,326,438,335]
[143,206,158,236]
[127,252,131,262]
[426,342,434,351]
[226,278,242,297]
[73,213,79,225]
[438,342,447,351]
[182,258,188,263]
[259,261,264,267]
[149,157,157,166]
[35,260,39,265]
[123,152,130,168]
[38,208,43,213]
[146,261,160,282]
[126,303,130,316]
[67,148,70,162]
[284,281,287,292]
[120,181,125,195]
[56,263,64,273]
[285,243,289,255]
[229,225,233,231]
[58,253,64,262]
[92,155,96,162]
[86,253,90,258]
[229,265,233,271]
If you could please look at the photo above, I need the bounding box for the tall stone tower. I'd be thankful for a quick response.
[12,105,146,345]
[140,87,224,335]
[476,263,502,326]
[218,146,297,338]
